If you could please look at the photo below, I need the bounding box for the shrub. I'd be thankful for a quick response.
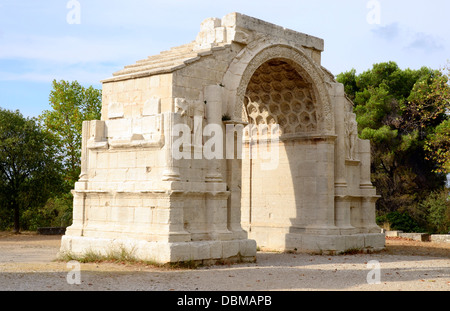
[377,211,426,233]
[0,208,13,231]
[421,189,450,234]
[20,192,73,231]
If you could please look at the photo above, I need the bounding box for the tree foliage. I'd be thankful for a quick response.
[0,108,63,232]
[420,189,450,234]
[39,80,102,189]
[337,61,449,228]
[425,119,450,174]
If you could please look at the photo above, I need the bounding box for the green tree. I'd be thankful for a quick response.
[0,108,63,233]
[337,62,449,226]
[425,119,450,174]
[418,63,450,174]
[39,80,102,189]
[421,189,450,234]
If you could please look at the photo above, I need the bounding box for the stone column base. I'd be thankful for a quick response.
[247,226,385,254]
[58,235,257,264]
[285,233,385,254]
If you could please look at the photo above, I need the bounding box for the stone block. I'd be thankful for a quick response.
[222,240,240,258]
[134,206,152,224]
[143,97,161,116]
[385,230,403,237]
[168,242,193,262]
[117,152,136,168]
[364,233,385,250]
[239,239,257,257]
[108,102,124,119]
[302,235,344,252]
[89,120,106,141]
[105,119,132,139]
[399,233,431,242]
[96,152,109,169]
[343,234,365,250]
[190,242,212,260]
[149,76,160,88]
[431,235,450,243]
[210,241,223,259]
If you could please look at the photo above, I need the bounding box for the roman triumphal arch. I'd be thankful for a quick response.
[60,13,385,263]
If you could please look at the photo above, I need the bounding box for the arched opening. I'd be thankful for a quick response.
[239,58,333,250]
[222,44,340,251]
[244,59,318,135]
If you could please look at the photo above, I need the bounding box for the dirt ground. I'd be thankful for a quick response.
[0,231,448,291]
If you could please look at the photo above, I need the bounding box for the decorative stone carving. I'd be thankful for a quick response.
[245,60,317,135]
[231,44,333,133]
[191,101,205,148]
[174,97,205,144]
[174,98,188,118]
[345,112,358,160]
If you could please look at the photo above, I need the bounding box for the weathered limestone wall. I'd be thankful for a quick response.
[101,74,173,120]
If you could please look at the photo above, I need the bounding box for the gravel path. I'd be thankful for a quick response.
[0,232,449,291]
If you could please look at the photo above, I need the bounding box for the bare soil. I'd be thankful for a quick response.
[0,232,448,291]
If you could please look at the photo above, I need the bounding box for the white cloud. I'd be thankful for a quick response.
[407,32,445,52]
[0,32,160,84]
[370,22,446,55]
[0,69,106,85]
[0,71,55,83]
[1,0,449,85]
[371,22,400,41]
[0,33,156,64]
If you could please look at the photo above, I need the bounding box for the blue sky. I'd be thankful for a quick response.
[0,0,449,118]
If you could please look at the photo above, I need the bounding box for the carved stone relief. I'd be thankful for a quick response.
[174,97,205,146]
[345,112,358,160]
[245,60,318,135]
[233,44,333,133]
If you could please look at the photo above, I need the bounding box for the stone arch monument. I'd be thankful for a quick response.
[60,13,385,263]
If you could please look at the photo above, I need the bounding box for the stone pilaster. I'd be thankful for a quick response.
[333,83,347,191]
[361,196,381,233]
[335,196,357,234]
[359,139,373,189]
[204,85,224,183]
[305,137,339,235]
[162,112,181,182]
